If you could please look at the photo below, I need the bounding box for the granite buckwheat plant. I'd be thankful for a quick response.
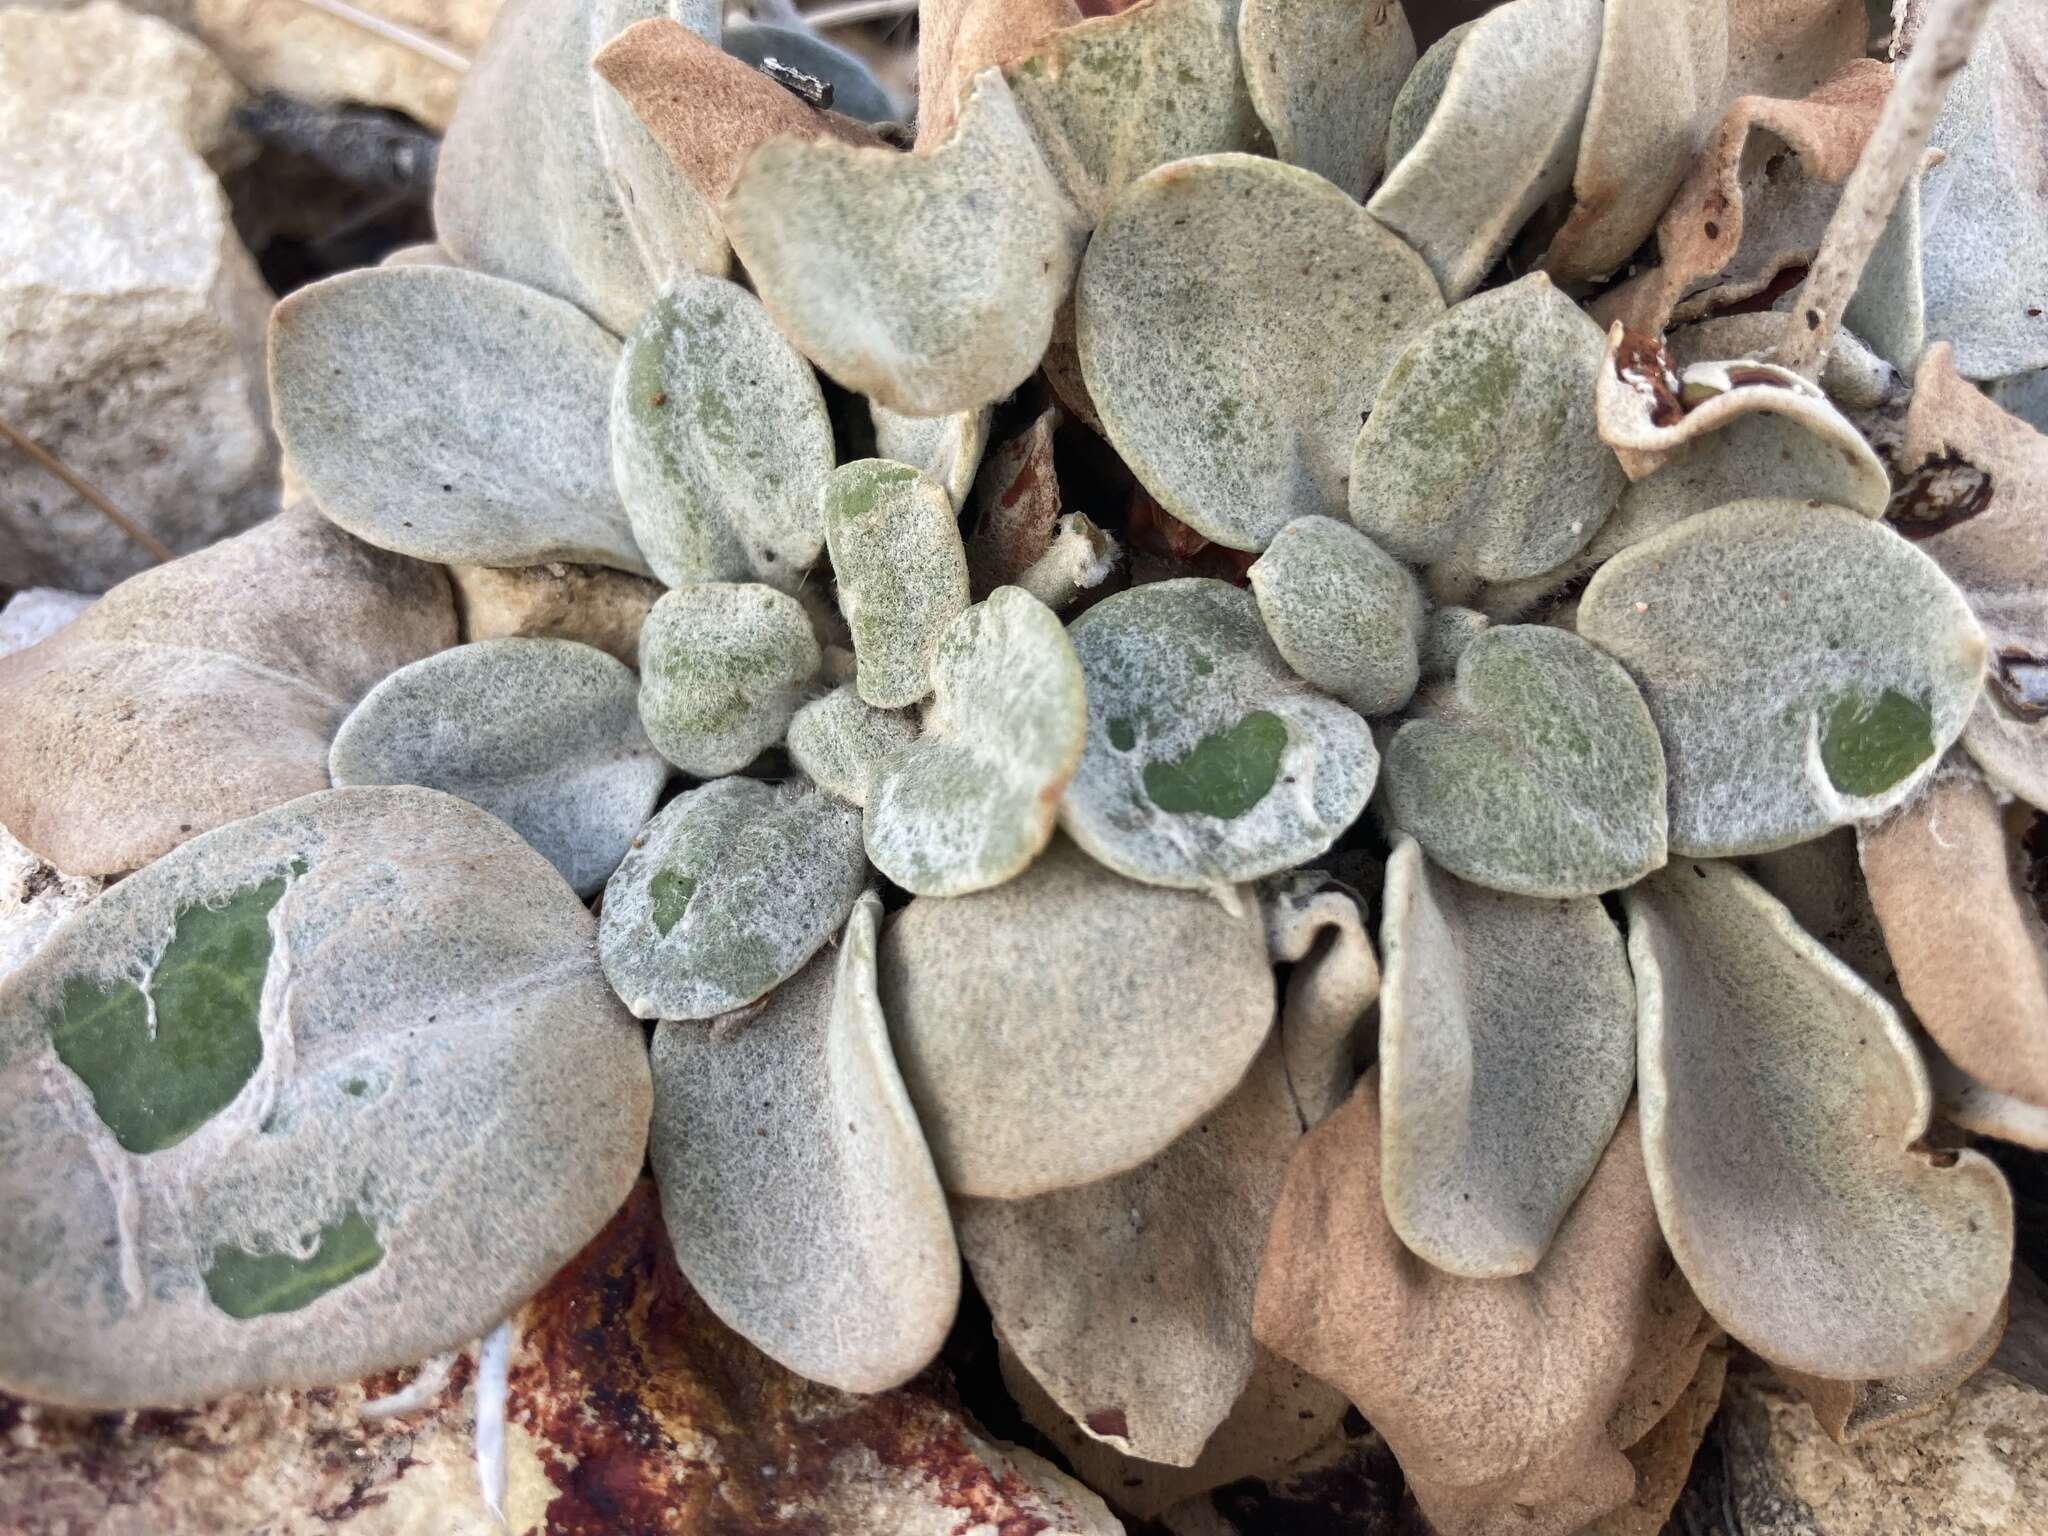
[3,0,2046,1530]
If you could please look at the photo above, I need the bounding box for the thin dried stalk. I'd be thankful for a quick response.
[291,0,470,71]
[0,415,174,565]
[1774,0,1997,377]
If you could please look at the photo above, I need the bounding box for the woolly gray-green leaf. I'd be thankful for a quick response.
[435,0,723,335]
[649,892,958,1392]
[1350,273,1624,581]
[1577,500,1986,857]
[1061,579,1379,891]
[599,776,866,1021]
[1383,625,1666,898]
[636,583,820,776]
[1004,0,1261,221]
[878,837,1274,1198]
[822,460,972,709]
[1261,871,1378,1128]
[865,588,1085,897]
[870,401,993,512]
[1990,368,2048,437]
[1249,516,1422,718]
[269,266,646,574]
[1544,0,1727,285]
[787,683,919,808]
[611,276,834,589]
[0,786,651,1408]
[1381,17,1468,171]
[1077,153,1444,553]
[1239,0,1416,200]
[1626,860,2013,1379]
[1378,837,1635,1278]
[328,639,666,898]
[723,69,1087,415]
[1365,0,1602,302]
[1418,604,1487,681]
[957,1037,1300,1468]
[721,21,900,123]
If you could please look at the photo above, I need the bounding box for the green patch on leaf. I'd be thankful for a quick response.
[1107,717,1139,752]
[203,1206,385,1320]
[649,870,698,937]
[1142,711,1288,819]
[45,868,295,1154]
[1820,687,1936,798]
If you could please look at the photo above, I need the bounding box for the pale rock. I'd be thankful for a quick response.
[0,589,91,656]
[449,561,663,667]
[0,1,278,591]
[0,825,101,987]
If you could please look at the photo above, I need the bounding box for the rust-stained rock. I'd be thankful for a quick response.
[449,561,664,668]
[0,1184,1124,1536]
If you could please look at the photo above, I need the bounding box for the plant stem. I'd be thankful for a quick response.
[0,416,174,566]
[1774,0,1997,378]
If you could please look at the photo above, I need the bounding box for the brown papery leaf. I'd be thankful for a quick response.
[915,0,1080,148]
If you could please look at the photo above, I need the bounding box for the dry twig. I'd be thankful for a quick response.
[0,415,174,565]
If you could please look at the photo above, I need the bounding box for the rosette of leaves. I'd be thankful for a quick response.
[1,1,2040,1531]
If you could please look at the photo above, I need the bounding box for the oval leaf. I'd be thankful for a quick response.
[636,583,821,776]
[822,460,972,710]
[1248,516,1423,718]
[787,682,919,808]
[1239,0,1416,200]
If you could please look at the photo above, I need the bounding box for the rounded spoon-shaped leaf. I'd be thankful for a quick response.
[1384,624,1667,897]
[1248,516,1423,718]
[1077,153,1444,553]
[1238,0,1415,200]
[878,837,1273,1198]
[956,1036,1301,1468]
[599,776,866,1022]
[649,892,958,1393]
[328,639,667,898]
[636,583,821,776]
[724,68,1088,415]
[822,460,973,709]
[270,266,646,574]
[611,275,834,589]
[1364,0,1602,302]
[0,786,651,1408]
[787,683,919,808]
[1061,579,1378,891]
[1378,837,1636,1278]
[865,587,1086,897]
[1350,273,1625,583]
[1261,871,1378,1129]
[1626,860,2013,1380]
[1578,500,1986,857]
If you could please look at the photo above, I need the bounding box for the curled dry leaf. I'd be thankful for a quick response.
[0,787,652,1408]
[1592,58,1888,336]
[1928,1046,2048,1152]
[328,638,667,898]
[865,588,1086,897]
[915,0,1080,150]
[878,837,1274,1198]
[1254,1085,1701,1536]
[611,275,835,590]
[1248,516,1423,718]
[1238,0,1415,201]
[270,266,647,575]
[0,507,453,877]
[1383,625,1667,898]
[871,400,993,512]
[724,69,1088,416]
[1377,837,1637,1278]
[1626,860,2013,1380]
[1351,273,1625,582]
[435,0,724,336]
[822,461,973,710]
[1061,579,1379,890]
[1668,310,1904,409]
[636,582,821,776]
[599,776,867,1022]
[1592,324,1890,492]
[1005,0,1262,223]
[787,683,920,808]
[1261,870,1378,1127]
[1578,499,1985,856]
[1545,0,1728,286]
[1586,1345,1730,1536]
[1725,0,1867,98]
[1365,0,1602,303]
[648,894,959,1393]
[595,17,881,210]
[1858,765,2048,1109]
[1078,153,1444,553]
[969,407,1064,594]
[957,1037,1300,1468]
[1776,1299,2008,1445]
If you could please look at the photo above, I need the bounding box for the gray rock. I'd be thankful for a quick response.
[0,2,278,591]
